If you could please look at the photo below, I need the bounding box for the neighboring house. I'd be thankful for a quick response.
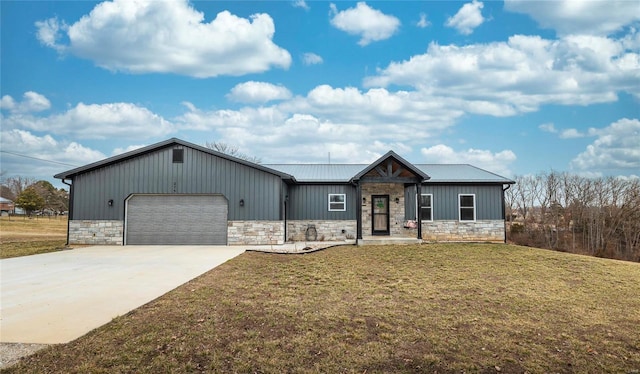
[0,197,15,216]
[54,138,514,246]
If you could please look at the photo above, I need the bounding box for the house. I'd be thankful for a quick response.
[54,138,514,246]
[0,197,15,216]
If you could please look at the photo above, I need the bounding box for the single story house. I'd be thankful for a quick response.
[54,138,514,246]
[0,197,15,216]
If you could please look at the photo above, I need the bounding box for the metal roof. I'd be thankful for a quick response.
[415,164,514,183]
[265,163,514,184]
[54,138,295,181]
[52,137,513,185]
[265,164,365,182]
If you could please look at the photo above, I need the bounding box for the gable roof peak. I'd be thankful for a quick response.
[352,150,430,182]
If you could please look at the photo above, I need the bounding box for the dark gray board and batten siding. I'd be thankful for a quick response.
[286,184,358,220]
[70,145,285,221]
[404,184,505,221]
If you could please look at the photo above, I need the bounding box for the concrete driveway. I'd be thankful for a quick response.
[0,246,245,344]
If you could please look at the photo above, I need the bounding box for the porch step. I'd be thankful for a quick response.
[357,236,422,246]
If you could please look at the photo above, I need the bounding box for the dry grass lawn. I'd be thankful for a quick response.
[6,244,640,373]
[0,216,68,259]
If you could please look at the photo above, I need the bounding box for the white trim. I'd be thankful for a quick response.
[328,193,346,211]
[458,193,476,221]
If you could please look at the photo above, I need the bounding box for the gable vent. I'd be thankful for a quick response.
[173,149,184,163]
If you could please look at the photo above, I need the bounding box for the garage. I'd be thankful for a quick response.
[125,194,228,245]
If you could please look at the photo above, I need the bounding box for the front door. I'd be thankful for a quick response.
[372,195,390,235]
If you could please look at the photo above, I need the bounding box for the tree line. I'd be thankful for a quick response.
[1,176,69,216]
[505,172,640,262]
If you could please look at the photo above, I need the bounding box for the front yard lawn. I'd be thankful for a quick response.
[8,244,640,373]
[0,216,68,259]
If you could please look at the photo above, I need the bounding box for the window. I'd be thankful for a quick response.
[420,194,433,221]
[173,149,184,163]
[328,194,346,211]
[459,194,475,221]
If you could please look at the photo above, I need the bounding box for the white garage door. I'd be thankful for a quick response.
[125,194,228,245]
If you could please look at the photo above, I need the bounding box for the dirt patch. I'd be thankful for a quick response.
[0,343,49,369]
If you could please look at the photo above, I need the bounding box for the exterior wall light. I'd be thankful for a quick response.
[108,199,114,207]
[239,199,245,207]
[395,197,400,204]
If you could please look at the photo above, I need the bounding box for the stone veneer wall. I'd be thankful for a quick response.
[287,220,357,242]
[69,220,124,245]
[422,220,505,242]
[361,182,413,237]
[227,220,285,245]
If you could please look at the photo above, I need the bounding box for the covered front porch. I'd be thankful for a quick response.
[353,151,429,246]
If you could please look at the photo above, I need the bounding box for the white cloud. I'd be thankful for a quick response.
[445,0,485,35]
[0,92,51,113]
[504,0,640,36]
[329,2,400,46]
[539,123,557,133]
[175,84,473,163]
[292,0,309,10]
[35,0,291,77]
[34,17,66,52]
[227,81,292,104]
[0,96,16,111]
[283,85,465,132]
[365,33,640,113]
[571,118,640,171]
[559,128,585,139]
[302,52,324,65]
[0,130,106,180]
[112,144,147,156]
[3,102,173,139]
[421,144,516,176]
[417,13,431,28]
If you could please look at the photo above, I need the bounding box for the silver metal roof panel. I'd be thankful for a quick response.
[265,164,513,184]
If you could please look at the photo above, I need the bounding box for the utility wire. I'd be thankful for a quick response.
[0,150,80,167]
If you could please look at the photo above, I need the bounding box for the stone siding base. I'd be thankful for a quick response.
[286,220,357,242]
[227,221,285,245]
[422,220,505,242]
[69,220,124,245]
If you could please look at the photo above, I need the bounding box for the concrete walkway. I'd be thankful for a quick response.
[0,246,245,344]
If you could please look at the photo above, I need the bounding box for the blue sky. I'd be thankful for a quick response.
[1,0,639,188]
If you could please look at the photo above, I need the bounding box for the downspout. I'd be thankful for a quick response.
[61,178,73,246]
[502,184,512,244]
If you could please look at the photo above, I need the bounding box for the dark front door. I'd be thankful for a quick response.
[372,195,390,235]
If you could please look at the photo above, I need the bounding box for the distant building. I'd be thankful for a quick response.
[0,197,15,216]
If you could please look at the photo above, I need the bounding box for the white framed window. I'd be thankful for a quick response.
[419,194,433,221]
[459,194,476,221]
[328,194,346,211]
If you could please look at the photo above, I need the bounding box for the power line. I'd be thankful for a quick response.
[0,150,80,167]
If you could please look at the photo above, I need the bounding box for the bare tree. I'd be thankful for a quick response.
[2,176,36,199]
[509,171,640,262]
[204,142,261,164]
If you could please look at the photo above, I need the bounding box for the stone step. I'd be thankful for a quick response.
[357,237,422,246]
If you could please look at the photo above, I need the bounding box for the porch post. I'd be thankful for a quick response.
[416,182,422,240]
[356,181,362,240]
